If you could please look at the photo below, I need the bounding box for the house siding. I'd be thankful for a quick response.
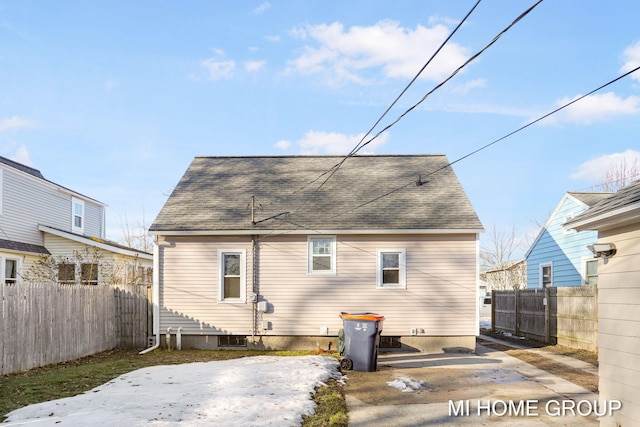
[527,196,597,288]
[597,224,640,427]
[0,165,104,247]
[158,234,478,338]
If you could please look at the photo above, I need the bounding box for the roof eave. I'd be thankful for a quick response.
[569,203,640,231]
[149,228,484,236]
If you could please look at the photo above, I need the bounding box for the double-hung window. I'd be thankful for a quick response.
[308,236,336,275]
[218,249,246,303]
[540,262,552,288]
[58,263,76,284]
[72,197,85,234]
[584,258,598,285]
[3,257,18,285]
[376,249,406,289]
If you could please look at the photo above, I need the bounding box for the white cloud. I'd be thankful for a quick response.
[265,34,281,43]
[245,60,266,72]
[202,57,236,80]
[451,78,486,95]
[0,116,33,131]
[276,130,389,155]
[621,40,640,81]
[545,92,640,125]
[0,143,33,166]
[571,149,640,181]
[253,2,271,15]
[285,20,470,86]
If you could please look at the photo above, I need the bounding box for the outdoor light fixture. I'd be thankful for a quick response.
[587,243,617,263]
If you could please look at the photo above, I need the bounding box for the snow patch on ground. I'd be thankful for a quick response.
[3,356,341,427]
[387,377,426,393]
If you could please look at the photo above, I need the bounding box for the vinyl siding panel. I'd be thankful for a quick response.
[527,196,597,288]
[596,225,640,427]
[158,234,478,337]
[0,166,104,246]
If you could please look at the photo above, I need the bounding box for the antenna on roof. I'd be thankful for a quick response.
[250,196,256,226]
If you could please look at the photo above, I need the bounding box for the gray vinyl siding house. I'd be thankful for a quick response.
[567,179,640,427]
[150,155,483,352]
[0,156,151,286]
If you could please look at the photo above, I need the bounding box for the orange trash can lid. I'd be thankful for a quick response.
[339,312,384,321]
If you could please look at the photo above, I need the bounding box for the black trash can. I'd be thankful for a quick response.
[338,312,384,372]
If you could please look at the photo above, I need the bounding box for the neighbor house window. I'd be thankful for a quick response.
[376,249,407,289]
[81,263,98,285]
[308,236,336,274]
[563,212,576,235]
[218,249,246,303]
[540,262,552,288]
[4,257,18,285]
[584,259,598,285]
[72,197,85,234]
[58,263,76,284]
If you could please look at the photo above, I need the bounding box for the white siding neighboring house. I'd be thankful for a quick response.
[566,179,640,427]
[0,156,152,286]
[149,155,484,352]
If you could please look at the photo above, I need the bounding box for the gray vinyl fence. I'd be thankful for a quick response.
[492,285,597,351]
[0,282,151,375]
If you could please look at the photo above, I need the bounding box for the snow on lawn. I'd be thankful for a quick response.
[3,356,341,427]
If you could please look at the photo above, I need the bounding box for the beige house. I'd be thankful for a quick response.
[568,178,640,427]
[148,155,483,352]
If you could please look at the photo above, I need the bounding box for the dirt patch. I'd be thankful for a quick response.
[477,339,598,393]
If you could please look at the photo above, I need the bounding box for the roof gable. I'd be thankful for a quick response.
[150,155,482,234]
[568,178,640,230]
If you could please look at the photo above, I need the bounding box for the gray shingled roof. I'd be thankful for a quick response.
[150,155,483,233]
[569,192,614,207]
[0,239,50,255]
[569,178,640,226]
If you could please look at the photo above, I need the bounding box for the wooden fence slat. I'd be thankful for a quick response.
[0,283,151,375]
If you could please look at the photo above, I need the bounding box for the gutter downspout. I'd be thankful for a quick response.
[140,237,162,355]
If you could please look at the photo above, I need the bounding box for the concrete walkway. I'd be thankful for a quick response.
[343,340,601,426]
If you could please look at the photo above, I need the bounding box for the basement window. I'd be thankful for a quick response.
[379,336,402,349]
[218,335,247,347]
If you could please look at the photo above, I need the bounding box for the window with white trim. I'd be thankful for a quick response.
[2,256,19,285]
[584,258,598,285]
[540,262,552,288]
[218,249,246,303]
[57,262,76,284]
[308,236,336,275]
[72,197,85,234]
[81,263,99,285]
[376,249,406,289]
[563,212,576,235]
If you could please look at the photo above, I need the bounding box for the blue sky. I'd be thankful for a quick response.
[1,0,639,257]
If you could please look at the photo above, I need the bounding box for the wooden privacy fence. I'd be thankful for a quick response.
[492,285,597,351]
[0,282,151,375]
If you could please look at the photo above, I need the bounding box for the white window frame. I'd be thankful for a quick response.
[539,262,553,288]
[563,212,576,235]
[217,249,247,303]
[582,257,598,285]
[71,197,85,234]
[1,255,21,285]
[307,236,337,275]
[376,248,407,289]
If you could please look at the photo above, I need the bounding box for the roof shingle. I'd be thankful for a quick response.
[150,155,483,233]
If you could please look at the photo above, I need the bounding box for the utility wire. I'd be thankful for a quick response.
[328,64,640,220]
[289,0,484,212]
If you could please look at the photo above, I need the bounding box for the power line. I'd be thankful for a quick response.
[328,64,640,220]
[288,0,484,213]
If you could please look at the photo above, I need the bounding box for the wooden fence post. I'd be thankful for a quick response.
[544,286,550,344]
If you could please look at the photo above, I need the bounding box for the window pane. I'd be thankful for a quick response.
[224,254,240,275]
[382,253,399,269]
[383,270,399,284]
[5,259,16,284]
[224,277,241,298]
[81,263,98,285]
[313,239,331,255]
[58,263,75,284]
[586,260,598,276]
[313,256,331,271]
